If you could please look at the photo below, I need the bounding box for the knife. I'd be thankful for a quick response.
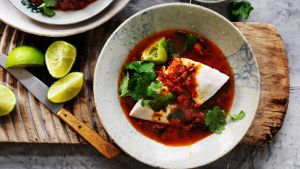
[0,53,120,159]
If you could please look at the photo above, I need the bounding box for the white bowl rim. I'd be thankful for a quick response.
[94,2,260,168]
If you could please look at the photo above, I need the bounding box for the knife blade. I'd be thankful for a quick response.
[0,53,63,113]
[0,53,120,159]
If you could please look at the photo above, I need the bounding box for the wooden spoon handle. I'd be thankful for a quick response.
[57,108,120,159]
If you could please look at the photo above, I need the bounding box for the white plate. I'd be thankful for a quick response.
[0,0,129,37]
[94,3,260,168]
[8,0,113,25]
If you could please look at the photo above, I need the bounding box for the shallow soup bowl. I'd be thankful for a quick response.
[94,3,260,168]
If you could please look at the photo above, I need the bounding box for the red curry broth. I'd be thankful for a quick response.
[31,0,96,10]
[119,29,235,146]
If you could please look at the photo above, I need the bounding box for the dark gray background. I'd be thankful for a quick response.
[0,0,299,168]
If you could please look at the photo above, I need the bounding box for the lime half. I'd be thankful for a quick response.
[5,46,44,68]
[0,85,16,116]
[46,41,77,78]
[47,72,84,103]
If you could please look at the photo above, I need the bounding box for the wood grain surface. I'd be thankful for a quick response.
[0,21,289,146]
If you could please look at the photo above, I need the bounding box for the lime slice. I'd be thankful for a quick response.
[5,46,44,68]
[0,85,16,116]
[45,41,77,78]
[47,72,84,103]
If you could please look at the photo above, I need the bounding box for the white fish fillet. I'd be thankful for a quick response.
[129,58,229,123]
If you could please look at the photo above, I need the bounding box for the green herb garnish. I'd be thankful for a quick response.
[143,93,176,112]
[230,1,254,20]
[205,107,227,134]
[168,108,184,120]
[184,34,198,51]
[146,80,162,97]
[231,111,246,122]
[38,0,57,17]
[119,61,176,111]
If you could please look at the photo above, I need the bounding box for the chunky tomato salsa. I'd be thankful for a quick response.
[119,30,235,146]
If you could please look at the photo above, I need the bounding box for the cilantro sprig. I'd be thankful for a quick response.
[205,107,227,134]
[205,107,246,134]
[231,111,246,122]
[230,1,254,20]
[38,0,57,17]
[119,61,176,111]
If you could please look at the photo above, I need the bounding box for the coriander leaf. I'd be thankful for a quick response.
[231,111,246,122]
[184,34,198,51]
[205,107,227,134]
[147,93,176,111]
[168,109,184,120]
[125,61,155,73]
[119,73,130,97]
[40,6,55,17]
[146,80,162,97]
[43,0,57,7]
[131,76,151,100]
[231,1,254,20]
[142,99,151,106]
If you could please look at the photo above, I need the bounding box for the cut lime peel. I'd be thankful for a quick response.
[47,72,84,103]
[5,46,45,68]
[0,85,16,116]
[46,41,77,78]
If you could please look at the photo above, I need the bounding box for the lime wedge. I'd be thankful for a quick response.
[45,41,77,78]
[0,85,16,116]
[5,46,44,68]
[47,72,84,103]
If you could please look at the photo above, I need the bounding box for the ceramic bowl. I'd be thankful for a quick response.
[94,3,260,168]
[8,0,113,25]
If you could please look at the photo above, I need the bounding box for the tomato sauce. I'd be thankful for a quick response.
[56,0,96,11]
[31,0,96,11]
[119,30,235,146]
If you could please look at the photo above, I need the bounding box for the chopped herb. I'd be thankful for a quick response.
[119,73,130,97]
[231,111,246,122]
[230,1,254,20]
[205,107,227,134]
[43,0,57,6]
[184,34,198,51]
[125,61,155,73]
[146,80,162,97]
[168,108,184,120]
[38,0,58,17]
[120,61,176,111]
[144,93,177,112]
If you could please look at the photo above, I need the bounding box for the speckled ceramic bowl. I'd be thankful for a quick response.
[94,3,260,168]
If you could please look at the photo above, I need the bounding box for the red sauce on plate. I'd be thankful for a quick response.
[119,29,235,146]
[56,0,96,11]
[31,0,96,11]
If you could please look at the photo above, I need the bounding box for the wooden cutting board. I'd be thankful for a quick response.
[0,21,289,147]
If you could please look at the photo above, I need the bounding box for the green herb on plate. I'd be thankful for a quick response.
[230,1,254,20]
[168,108,184,120]
[143,93,176,112]
[231,110,246,122]
[38,0,58,17]
[205,107,227,134]
[119,61,176,111]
